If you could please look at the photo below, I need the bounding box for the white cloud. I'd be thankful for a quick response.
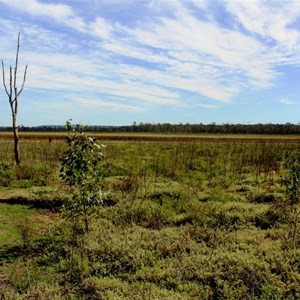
[196,103,218,109]
[0,0,74,18]
[90,17,113,39]
[72,95,143,112]
[19,50,181,107]
[279,98,297,105]
[224,0,300,47]
[88,1,282,100]
[0,0,86,31]
[191,0,209,10]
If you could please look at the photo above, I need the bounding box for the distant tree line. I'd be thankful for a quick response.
[121,122,300,135]
[1,123,300,135]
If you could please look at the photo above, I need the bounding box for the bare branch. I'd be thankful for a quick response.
[17,64,28,97]
[1,60,10,97]
[9,66,13,104]
[14,33,20,92]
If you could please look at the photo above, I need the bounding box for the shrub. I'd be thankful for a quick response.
[0,162,15,186]
[251,193,277,203]
[60,120,106,233]
[283,154,300,205]
[253,205,289,229]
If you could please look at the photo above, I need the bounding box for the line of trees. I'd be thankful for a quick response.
[121,122,300,135]
[1,122,300,135]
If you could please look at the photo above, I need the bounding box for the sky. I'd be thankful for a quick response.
[0,0,300,126]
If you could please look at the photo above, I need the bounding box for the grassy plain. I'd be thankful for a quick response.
[1,131,300,142]
[0,133,300,299]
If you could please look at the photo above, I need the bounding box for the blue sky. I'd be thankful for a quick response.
[0,0,300,126]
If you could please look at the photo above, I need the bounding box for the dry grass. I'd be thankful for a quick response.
[0,131,300,143]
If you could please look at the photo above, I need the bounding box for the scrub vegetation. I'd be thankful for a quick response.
[0,131,300,299]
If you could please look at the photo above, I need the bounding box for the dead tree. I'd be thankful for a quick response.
[1,33,28,165]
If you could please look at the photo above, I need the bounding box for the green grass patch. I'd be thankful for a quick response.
[0,203,58,249]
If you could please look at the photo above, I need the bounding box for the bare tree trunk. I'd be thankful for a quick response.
[1,33,27,165]
[12,113,20,165]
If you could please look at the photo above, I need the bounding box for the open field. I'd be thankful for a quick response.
[1,131,300,143]
[0,134,300,299]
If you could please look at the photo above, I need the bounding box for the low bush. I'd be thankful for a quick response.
[251,193,277,203]
[253,205,289,229]
[0,162,15,187]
